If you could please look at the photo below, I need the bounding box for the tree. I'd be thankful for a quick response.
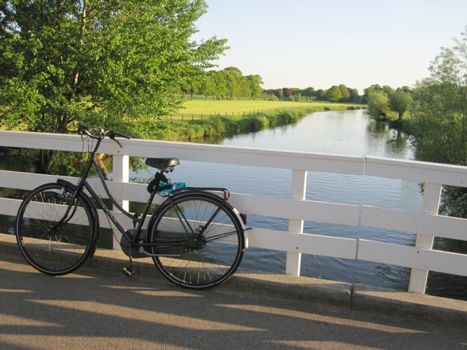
[0,0,226,135]
[282,87,292,99]
[303,87,315,98]
[325,85,342,102]
[390,90,412,121]
[223,67,244,98]
[348,88,361,103]
[412,26,466,165]
[246,75,263,99]
[382,85,395,97]
[411,26,467,218]
[367,91,390,118]
[363,84,383,102]
[315,89,326,100]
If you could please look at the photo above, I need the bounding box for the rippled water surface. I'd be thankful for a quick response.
[136,110,428,292]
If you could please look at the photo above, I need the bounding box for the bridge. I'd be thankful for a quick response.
[0,131,466,348]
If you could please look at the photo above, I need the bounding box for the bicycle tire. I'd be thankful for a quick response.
[15,182,96,276]
[148,192,244,289]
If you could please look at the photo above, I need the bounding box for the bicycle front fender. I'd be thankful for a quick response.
[56,179,100,256]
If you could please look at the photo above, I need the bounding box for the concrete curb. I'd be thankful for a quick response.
[1,235,466,325]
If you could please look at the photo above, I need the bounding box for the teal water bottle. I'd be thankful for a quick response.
[160,181,186,197]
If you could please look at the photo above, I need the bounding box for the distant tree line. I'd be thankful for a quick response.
[184,68,368,104]
[264,85,363,103]
[183,67,264,99]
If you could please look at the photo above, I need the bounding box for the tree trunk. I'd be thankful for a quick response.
[36,150,54,174]
[70,0,88,102]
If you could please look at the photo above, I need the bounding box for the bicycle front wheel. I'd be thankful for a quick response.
[15,183,96,276]
[148,192,244,289]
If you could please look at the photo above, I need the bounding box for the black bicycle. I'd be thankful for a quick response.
[15,126,247,289]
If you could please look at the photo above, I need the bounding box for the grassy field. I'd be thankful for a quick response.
[125,99,366,142]
[173,99,363,119]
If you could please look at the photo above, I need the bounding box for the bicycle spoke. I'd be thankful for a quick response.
[151,193,243,289]
[16,183,95,275]
[204,230,239,242]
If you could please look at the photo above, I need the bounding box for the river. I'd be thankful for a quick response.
[135,109,431,293]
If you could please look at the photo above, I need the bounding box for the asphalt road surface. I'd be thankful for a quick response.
[0,253,466,350]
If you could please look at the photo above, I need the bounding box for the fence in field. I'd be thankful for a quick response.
[170,109,296,121]
[170,105,364,121]
[0,130,466,294]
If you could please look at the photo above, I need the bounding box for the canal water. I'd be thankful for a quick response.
[135,109,429,293]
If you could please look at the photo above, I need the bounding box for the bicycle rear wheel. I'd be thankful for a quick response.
[148,192,244,289]
[15,183,96,275]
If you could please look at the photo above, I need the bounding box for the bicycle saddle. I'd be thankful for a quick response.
[145,158,180,170]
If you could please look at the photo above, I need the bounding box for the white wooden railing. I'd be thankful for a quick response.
[1,130,467,294]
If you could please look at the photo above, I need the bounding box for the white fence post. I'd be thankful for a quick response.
[408,182,442,294]
[286,169,308,276]
[112,154,129,250]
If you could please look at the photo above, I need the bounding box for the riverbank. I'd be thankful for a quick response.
[135,103,364,142]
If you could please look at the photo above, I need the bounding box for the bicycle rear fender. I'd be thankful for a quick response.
[56,179,100,256]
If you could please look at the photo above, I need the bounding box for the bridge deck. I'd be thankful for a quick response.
[0,237,466,349]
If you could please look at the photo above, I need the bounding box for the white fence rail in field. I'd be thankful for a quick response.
[1,130,467,294]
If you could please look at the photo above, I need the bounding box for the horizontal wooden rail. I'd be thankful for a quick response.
[2,130,467,184]
[2,170,465,241]
[358,239,467,277]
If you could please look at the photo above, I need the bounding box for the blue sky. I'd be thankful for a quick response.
[193,0,467,92]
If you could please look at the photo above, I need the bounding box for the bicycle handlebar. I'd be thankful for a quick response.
[107,130,131,140]
[78,124,131,148]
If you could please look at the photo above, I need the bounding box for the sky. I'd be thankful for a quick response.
[193,0,467,92]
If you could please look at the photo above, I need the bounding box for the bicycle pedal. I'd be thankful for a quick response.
[122,267,135,277]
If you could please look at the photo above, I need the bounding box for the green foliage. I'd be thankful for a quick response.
[0,0,226,136]
[363,84,383,102]
[367,91,390,119]
[389,91,412,121]
[411,82,466,164]
[186,67,263,99]
[441,186,467,218]
[338,84,350,101]
[246,75,264,99]
[409,26,467,218]
[325,86,342,102]
[263,84,363,103]
[410,26,467,166]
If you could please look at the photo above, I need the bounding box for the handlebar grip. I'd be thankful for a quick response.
[108,131,131,139]
[77,124,91,134]
[113,131,131,139]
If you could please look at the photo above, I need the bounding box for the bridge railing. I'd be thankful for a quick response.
[1,130,466,294]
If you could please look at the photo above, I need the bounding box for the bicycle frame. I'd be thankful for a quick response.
[57,136,155,247]
[62,136,242,251]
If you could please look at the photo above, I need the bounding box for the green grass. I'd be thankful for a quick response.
[129,99,366,142]
[173,99,363,119]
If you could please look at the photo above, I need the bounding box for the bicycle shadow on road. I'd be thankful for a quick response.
[0,251,465,350]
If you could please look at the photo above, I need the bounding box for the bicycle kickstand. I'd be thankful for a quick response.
[122,255,135,277]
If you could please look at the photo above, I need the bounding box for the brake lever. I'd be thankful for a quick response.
[113,137,122,148]
[107,131,124,148]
